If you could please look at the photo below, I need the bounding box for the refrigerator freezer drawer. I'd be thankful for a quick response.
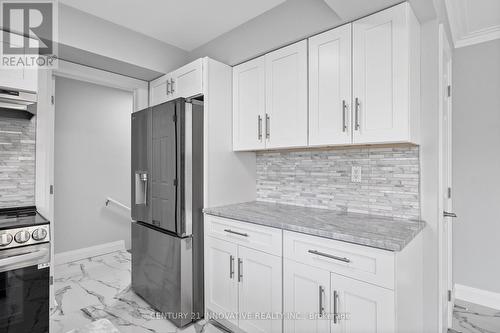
[131,222,195,327]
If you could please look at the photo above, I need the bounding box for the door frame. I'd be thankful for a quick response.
[437,23,453,331]
[35,60,149,308]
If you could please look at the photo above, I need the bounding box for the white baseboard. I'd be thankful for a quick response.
[54,240,126,266]
[455,284,500,310]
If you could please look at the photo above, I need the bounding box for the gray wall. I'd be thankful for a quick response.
[452,39,500,293]
[188,0,341,65]
[257,146,420,219]
[0,115,35,208]
[54,77,133,253]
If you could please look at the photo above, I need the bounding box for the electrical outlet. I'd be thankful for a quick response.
[351,166,362,183]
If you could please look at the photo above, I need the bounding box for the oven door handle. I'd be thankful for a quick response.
[0,248,49,270]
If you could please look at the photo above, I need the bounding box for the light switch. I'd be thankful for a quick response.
[351,166,362,183]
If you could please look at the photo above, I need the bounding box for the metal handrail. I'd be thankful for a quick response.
[105,197,130,211]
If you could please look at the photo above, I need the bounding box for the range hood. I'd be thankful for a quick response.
[0,88,37,118]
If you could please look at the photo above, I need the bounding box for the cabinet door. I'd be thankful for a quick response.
[330,273,395,333]
[172,59,203,99]
[0,33,37,92]
[352,3,409,144]
[149,76,169,106]
[284,260,331,333]
[309,24,352,146]
[232,56,266,151]
[205,236,239,326]
[265,40,308,149]
[238,246,282,333]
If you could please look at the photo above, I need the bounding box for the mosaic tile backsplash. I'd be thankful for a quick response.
[0,116,36,208]
[256,145,420,219]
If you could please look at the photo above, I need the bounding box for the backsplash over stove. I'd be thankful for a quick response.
[256,145,420,219]
[0,116,36,208]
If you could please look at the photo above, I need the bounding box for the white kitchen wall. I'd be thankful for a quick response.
[54,77,133,253]
[453,39,500,294]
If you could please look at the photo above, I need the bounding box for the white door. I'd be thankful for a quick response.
[309,24,352,146]
[232,56,266,150]
[330,273,394,333]
[205,236,239,326]
[172,59,203,99]
[439,24,454,331]
[149,75,169,106]
[238,246,282,333]
[352,3,409,144]
[284,260,331,333]
[265,40,308,148]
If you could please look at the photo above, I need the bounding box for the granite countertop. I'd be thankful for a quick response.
[203,201,426,251]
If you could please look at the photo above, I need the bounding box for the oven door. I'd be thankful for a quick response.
[0,243,50,333]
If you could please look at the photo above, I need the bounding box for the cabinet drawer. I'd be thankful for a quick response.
[205,215,282,256]
[284,231,394,289]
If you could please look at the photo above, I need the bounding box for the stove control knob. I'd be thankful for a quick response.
[0,233,13,247]
[14,230,30,244]
[32,228,47,241]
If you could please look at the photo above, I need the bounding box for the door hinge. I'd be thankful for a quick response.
[448,290,452,302]
[50,185,54,195]
[172,114,177,123]
[50,276,54,285]
[51,95,55,105]
[447,85,451,97]
[448,187,452,199]
[173,179,178,186]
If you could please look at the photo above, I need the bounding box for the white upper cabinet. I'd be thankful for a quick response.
[265,40,308,149]
[232,56,266,151]
[0,32,38,92]
[352,3,420,144]
[149,58,203,106]
[309,24,352,146]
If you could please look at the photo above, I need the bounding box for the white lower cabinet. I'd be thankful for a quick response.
[330,273,394,333]
[205,234,282,333]
[205,217,423,333]
[284,260,331,333]
[205,237,239,326]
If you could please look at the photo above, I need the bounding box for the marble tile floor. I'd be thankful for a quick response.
[450,300,500,333]
[50,250,225,333]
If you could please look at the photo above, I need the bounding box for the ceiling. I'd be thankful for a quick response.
[59,0,286,51]
[445,0,500,47]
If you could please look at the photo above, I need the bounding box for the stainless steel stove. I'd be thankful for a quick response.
[0,206,50,333]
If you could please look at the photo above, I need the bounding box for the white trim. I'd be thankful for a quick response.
[445,0,500,48]
[53,60,149,111]
[455,284,500,310]
[455,26,500,48]
[54,240,126,266]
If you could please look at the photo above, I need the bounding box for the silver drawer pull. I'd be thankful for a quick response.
[318,286,325,317]
[224,229,248,237]
[229,255,235,279]
[238,258,243,282]
[333,290,339,324]
[308,249,351,263]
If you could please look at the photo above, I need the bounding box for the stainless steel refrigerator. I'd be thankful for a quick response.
[131,98,204,327]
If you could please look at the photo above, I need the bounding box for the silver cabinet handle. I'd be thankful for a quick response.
[354,97,360,130]
[170,78,175,93]
[308,249,350,263]
[258,115,263,140]
[342,100,348,132]
[319,286,325,317]
[229,255,235,279]
[444,211,457,218]
[333,290,339,324]
[224,229,248,237]
[238,258,243,282]
[166,79,171,95]
[265,113,270,139]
